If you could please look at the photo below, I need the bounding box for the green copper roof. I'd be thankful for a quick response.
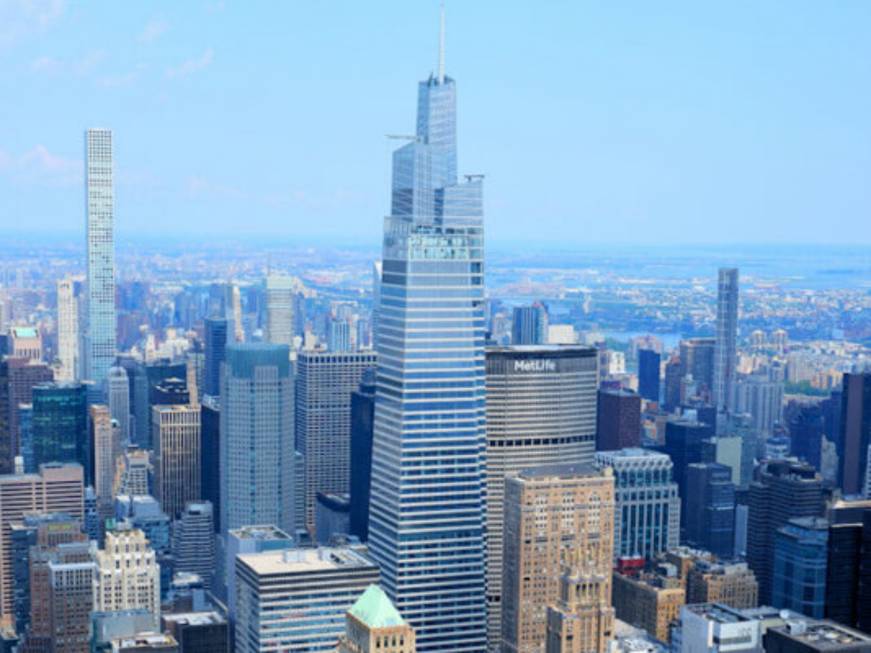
[349,585,406,628]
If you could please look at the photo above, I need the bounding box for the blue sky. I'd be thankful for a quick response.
[1,0,870,246]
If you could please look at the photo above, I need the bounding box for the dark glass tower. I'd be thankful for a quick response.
[204,316,229,398]
[837,372,871,496]
[31,382,90,483]
[685,462,735,558]
[637,348,661,403]
[348,374,376,542]
[368,10,488,649]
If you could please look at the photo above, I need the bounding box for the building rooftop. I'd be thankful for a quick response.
[162,611,226,627]
[772,621,871,649]
[348,585,406,628]
[11,326,38,338]
[685,603,752,624]
[486,344,597,358]
[596,448,670,460]
[229,524,293,542]
[237,545,375,576]
[518,462,605,479]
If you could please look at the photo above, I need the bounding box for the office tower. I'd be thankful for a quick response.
[327,318,351,352]
[545,549,615,653]
[234,546,379,652]
[747,460,825,605]
[349,375,375,542]
[663,417,712,526]
[109,366,131,446]
[638,349,661,403]
[26,535,94,652]
[56,276,85,381]
[596,388,641,450]
[114,495,172,594]
[713,268,739,415]
[837,373,871,496]
[162,612,229,653]
[368,15,488,650]
[502,465,614,653]
[84,128,117,393]
[94,528,161,629]
[9,326,41,362]
[199,396,220,534]
[486,346,598,644]
[511,303,548,345]
[685,463,735,558]
[0,463,84,620]
[764,620,871,653]
[31,382,90,481]
[822,500,871,631]
[611,568,685,643]
[675,604,761,653]
[220,525,295,622]
[153,404,201,519]
[295,351,376,527]
[686,560,759,609]
[664,355,683,411]
[772,517,828,618]
[220,344,294,533]
[172,502,215,590]
[734,373,784,437]
[117,448,151,497]
[92,403,121,514]
[264,275,294,346]
[9,512,82,639]
[1,359,53,474]
[336,584,416,653]
[131,360,187,449]
[859,511,871,633]
[789,405,825,471]
[679,338,716,399]
[595,449,680,560]
[315,493,351,543]
[203,317,228,398]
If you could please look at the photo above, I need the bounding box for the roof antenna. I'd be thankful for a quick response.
[438,1,446,84]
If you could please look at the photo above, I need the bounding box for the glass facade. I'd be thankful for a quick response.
[31,383,89,483]
[772,517,828,618]
[368,57,488,650]
[84,128,116,393]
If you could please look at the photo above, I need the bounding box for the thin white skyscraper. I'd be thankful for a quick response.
[713,268,739,415]
[84,128,117,394]
[264,274,294,345]
[56,275,85,381]
[107,366,130,446]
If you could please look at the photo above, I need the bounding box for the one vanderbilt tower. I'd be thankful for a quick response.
[368,6,489,650]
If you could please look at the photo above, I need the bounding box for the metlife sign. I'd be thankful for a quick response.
[513,359,557,373]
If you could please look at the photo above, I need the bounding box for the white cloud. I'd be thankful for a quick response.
[0,0,65,47]
[166,49,214,79]
[138,18,169,44]
[29,50,105,76]
[0,144,82,186]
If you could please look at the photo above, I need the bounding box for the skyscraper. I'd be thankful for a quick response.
[713,268,739,415]
[108,365,131,446]
[501,464,615,653]
[93,527,161,629]
[685,462,736,559]
[596,388,641,450]
[31,382,90,482]
[637,348,661,403]
[172,501,216,590]
[337,585,417,653]
[153,403,201,519]
[511,303,548,345]
[1,358,53,474]
[663,417,712,529]
[595,448,680,560]
[264,274,294,346]
[837,372,871,496]
[367,10,489,650]
[84,128,117,394]
[203,317,228,399]
[200,395,221,534]
[56,275,85,382]
[747,460,825,605]
[91,403,121,514]
[295,350,376,527]
[220,344,295,533]
[349,374,376,542]
[679,338,716,400]
[772,517,829,618]
[485,345,598,647]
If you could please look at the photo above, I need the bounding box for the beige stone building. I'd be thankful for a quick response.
[152,403,201,519]
[686,560,758,609]
[611,570,685,643]
[502,464,614,653]
[93,528,161,630]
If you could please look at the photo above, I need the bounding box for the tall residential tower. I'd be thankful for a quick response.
[368,10,489,650]
[713,268,738,416]
[84,128,117,394]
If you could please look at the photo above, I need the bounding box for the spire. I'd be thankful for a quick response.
[438,1,446,84]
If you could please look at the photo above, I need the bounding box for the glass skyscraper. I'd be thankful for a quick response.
[84,128,117,394]
[368,13,488,651]
[713,267,738,415]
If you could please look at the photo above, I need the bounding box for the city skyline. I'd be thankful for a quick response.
[2,2,871,245]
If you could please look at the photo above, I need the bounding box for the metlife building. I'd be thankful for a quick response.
[484,344,599,649]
